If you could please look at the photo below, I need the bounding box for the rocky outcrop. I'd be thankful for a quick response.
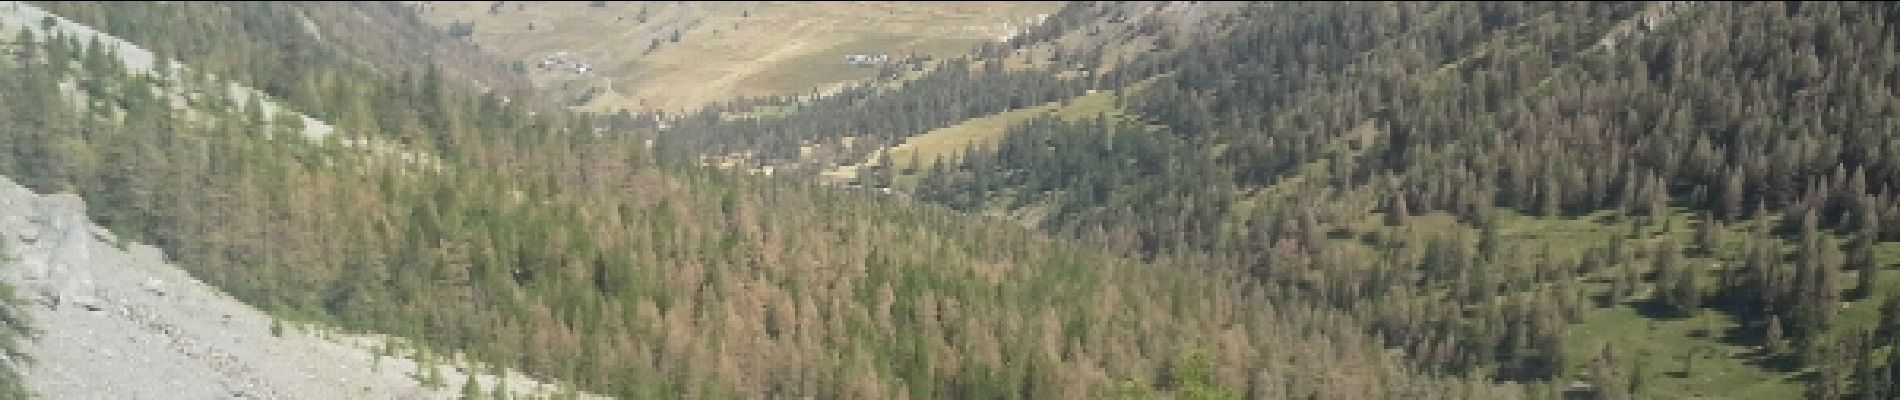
[0,175,591,399]
[1594,1,1699,51]
[0,1,335,141]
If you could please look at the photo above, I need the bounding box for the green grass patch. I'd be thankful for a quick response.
[875,82,1140,174]
[412,1,1063,112]
[738,34,915,94]
[1565,304,1802,399]
[1319,203,1900,398]
[832,86,1138,189]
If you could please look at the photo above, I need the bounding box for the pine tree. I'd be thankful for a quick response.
[1479,217,1502,262]
[0,241,36,400]
[1653,241,1698,316]
[1807,346,1847,400]
[1852,232,1880,300]
[419,348,446,389]
[1619,255,1641,300]
[1590,343,1625,400]
[1766,315,1788,358]
[1671,264,1702,316]
[1854,331,1882,400]
[462,374,483,399]
[491,370,510,400]
[1628,357,1645,398]
[1695,216,1721,256]
[1878,294,1900,340]
[1722,168,1746,221]
[1387,192,1409,227]
[1167,349,1240,400]
[1647,178,1670,225]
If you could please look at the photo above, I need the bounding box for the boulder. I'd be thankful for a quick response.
[143,279,167,297]
[88,224,117,246]
[69,294,103,312]
[34,286,60,310]
[128,244,164,264]
[38,192,86,215]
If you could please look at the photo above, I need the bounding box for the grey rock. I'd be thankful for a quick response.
[142,279,166,297]
[0,170,598,399]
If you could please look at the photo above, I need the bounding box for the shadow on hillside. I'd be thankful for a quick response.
[1629,298,1693,321]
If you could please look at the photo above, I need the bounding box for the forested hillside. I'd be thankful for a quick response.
[0,241,32,399]
[0,2,1522,399]
[31,1,540,111]
[403,1,1062,112]
[15,1,1900,398]
[634,1,1250,180]
[663,1,1900,398]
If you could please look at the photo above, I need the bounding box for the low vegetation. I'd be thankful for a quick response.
[0,241,34,399]
[679,1,1900,397]
[0,3,1508,398]
[405,1,1061,112]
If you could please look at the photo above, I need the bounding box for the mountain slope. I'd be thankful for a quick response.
[0,231,29,400]
[0,175,595,399]
[662,1,1900,398]
[30,0,533,100]
[915,1,1900,398]
[406,0,1062,112]
[0,2,1517,398]
[654,1,1241,184]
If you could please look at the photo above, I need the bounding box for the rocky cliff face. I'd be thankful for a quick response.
[0,176,589,399]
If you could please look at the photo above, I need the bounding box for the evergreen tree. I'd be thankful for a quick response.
[491,370,510,400]
[0,241,36,400]
[1852,232,1880,301]
[1628,358,1645,398]
[462,374,483,399]
[1387,193,1409,227]
[26,1,1900,397]
[1589,343,1625,400]
[1696,216,1721,256]
[1878,294,1900,341]
[1722,168,1746,221]
[1766,315,1788,358]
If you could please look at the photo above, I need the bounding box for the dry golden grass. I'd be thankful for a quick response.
[406,1,1061,113]
[879,87,1125,169]
[813,85,1143,188]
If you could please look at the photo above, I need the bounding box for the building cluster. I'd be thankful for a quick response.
[538,51,593,75]
[844,53,889,65]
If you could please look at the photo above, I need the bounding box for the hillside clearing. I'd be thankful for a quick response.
[407,1,1061,112]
